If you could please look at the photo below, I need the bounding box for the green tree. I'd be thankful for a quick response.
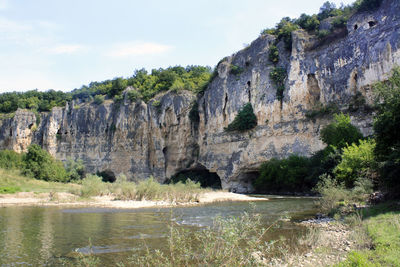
[255,155,311,192]
[373,67,400,192]
[64,157,86,181]
[334,139,377,187]
[224,103,257,132]
[320,113,363,150]
[0,150,24,169]
[23,144,68,182]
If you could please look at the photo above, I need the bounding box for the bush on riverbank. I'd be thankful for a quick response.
[79,174,205,202]
[129,212,270,266]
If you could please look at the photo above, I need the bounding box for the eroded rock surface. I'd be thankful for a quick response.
[1,0,399,192]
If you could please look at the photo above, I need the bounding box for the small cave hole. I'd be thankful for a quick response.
[9,129,12,137]
[247,81,251,87]
[97,169,116,183]
[354,24,358,30]
[368,21,377,28]
[245,61,250,67]
[169,168,222,189]
[28,123,34,129]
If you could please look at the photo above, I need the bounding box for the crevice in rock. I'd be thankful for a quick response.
[162,146,168,173]
[354,24,358,30]
[223,93,228,122]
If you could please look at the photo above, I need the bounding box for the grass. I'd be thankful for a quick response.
[337,203,400,266]
[0,168,210,204]
[127,211,272,266]
[0,168,79,194]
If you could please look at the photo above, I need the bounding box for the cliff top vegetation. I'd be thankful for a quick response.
[260,0,383,49]
[0,0,383,115]
[0,65,214,114]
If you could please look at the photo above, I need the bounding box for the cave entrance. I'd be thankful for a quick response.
[97,169,116,183]
[170,168,222,189]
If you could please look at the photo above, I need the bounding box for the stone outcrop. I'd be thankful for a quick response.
[1,0,399,192]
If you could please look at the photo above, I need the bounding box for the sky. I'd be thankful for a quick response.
[0,0,355,93]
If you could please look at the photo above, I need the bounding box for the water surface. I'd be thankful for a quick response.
[0,196,317,266]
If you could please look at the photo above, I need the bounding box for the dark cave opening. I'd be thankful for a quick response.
[97,169,116,183]
[169,168,222,189]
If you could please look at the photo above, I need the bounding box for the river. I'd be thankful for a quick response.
[0,196,317,266]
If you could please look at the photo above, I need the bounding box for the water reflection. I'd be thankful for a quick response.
[0,197,317,266]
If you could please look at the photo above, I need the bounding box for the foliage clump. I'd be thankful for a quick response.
[270,67,287,101]
[268,45,279,64]
[224,103,257,132]
[260,0,382,51]
[334,139,377,187]
[229,64,244,76]
[373,67,400,194]
[0,65,214,114]
[23,144,68,182]
[255,155,313,192]
[0,150,24,170]
[320,113,363,150]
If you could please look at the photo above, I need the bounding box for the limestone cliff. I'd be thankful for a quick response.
[1,0,399,192]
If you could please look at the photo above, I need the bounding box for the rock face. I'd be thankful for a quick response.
[0,0,399,192]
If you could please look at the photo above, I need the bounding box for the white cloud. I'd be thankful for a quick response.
[108,42,172,58]
[49,44,85,54]
[0,17,32,32]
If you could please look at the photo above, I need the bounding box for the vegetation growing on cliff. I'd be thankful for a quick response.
[261,0,383,50]
[255,113,366,193]
[224,103,257,132]
[269,67,287,101]
[0,65,214,114]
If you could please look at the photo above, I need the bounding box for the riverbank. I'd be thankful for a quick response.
[266,201,400,267]
[0,191,267,208]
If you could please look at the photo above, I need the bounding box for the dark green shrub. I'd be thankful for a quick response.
[317,29,331,39]
[275,17,299,50]
[356,0,383,12]
[305,102,339,119]
[224,103,257,132]
[93,94,105,105]
[254,155,312,192]
[23,144,68,182]
[268,45,279,64]
[270,67,287,101]
[0,150,24,169]
[296,14,320,32]
[320,113,363,150]
[229,64,244,76]
[332,16,348,29]
[64,157,86,181]
[373,67,400,193]
[127,90,141,102]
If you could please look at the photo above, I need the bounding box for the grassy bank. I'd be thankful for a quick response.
[0,168,79,194]
[338,203,400,266]
[0,168,210,204]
